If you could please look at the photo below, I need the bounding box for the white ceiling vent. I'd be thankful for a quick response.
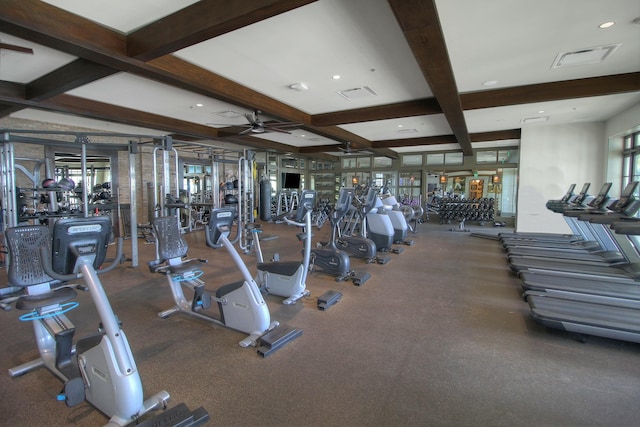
[521,116,549,124]
[338,86,377,100]
[395,128,418,134]
[214,110,243,118]
[551,44,621,69]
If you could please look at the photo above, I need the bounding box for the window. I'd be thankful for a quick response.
[402,154,423,166]
[426,153,444,165]
[622,131,640,194]
[356,157,371,168]
[476,151,497,164]
[445,152,463,165]
[342,157,357,169]
[373,157,392,168]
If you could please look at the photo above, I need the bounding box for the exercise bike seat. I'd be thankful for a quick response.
[151,216,206,274]
[5,226,77,310]
[257,261,301,277]
[15,287,77,311]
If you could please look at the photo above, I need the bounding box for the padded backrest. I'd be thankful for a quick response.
[153,216,189,260]
[6,225,53,287]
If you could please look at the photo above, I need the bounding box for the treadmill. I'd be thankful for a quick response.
[509,182,640,276]
[501,183,593,247]
[525,217,640,344]
[520,183,640,295]
[506,183,617,261]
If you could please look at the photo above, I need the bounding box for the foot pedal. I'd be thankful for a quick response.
[137,403,210,427]
[317,290,342,310]
[403,239,415,246]
[257,324,302,358]
[61,377,85,407]
[352,271,371,286]
[376,255,391,265]
[392,247,404,254]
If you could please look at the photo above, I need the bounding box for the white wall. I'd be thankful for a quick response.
[516,123,606,233]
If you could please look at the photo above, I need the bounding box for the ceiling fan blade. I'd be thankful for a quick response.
[264,127,291,134]
[0,42,34,54]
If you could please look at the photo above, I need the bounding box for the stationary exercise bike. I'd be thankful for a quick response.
[149,211,301,355]
[250,189,316,305]
[3,217,177,426]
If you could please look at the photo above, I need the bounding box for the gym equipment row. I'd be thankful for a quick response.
[484,181,640,345]
[0,216,208,426]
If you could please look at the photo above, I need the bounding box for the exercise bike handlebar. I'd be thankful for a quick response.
[283,215,305,228]
[204,224,224,249]
[39,238,124,282]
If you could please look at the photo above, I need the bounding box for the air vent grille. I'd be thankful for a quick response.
[338,86,377,100]
[551,44,621,69]
[521,116,549,124]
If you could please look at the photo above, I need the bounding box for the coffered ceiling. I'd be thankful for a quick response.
[0,0,639,159]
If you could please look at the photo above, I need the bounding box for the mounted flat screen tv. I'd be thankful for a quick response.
[282,172,301,189]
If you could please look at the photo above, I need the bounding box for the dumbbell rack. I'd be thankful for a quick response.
[434,197,495,230]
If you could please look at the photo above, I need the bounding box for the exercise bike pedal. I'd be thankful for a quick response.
[59,377,85,407]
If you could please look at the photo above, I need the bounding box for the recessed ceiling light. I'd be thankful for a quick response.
[195,103,203,107]
[599,21,615,29]
[538,110,545,114]
[482,80,498,87]
[397,124,403,128]
[332,75,341,80]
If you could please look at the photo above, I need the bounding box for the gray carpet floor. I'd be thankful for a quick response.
[1,218,640,427]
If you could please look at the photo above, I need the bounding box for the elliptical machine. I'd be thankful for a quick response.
[250,189,316,304]
[2,217,203,426]
[337,186,390,265]
[365,187,403,255]
[380,192,415,246]
[310,188,371,285]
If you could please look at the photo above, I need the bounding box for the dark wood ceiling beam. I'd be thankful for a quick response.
[461,72,640,110]
[0,101,25,118]
[0,0,127,62]
[26,59,117,101]
[127,0,318,61]
[373,135,457,148]
[0,80,25,99]
[46,94,225,138]
[311,98,441,127]
[146,55,311,124]
[372,129,521,149]
[220,135,303,153]
[308,74,640,127]
[45,95,296,152]
[387,0,472,156]
[303,124,398,158]
[471,129,521,142]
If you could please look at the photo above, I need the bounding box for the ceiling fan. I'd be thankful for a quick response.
[209,109,301,135]
[0,41,34,55]
[338,141,371,155]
